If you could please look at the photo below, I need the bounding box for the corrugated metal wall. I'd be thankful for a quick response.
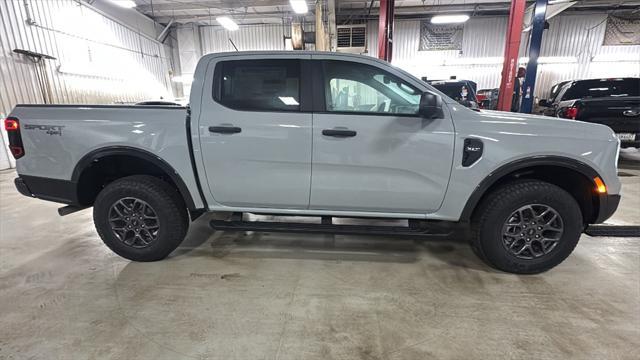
[367,13,639,97]
[0,0,173,169]
[366,16,510,90]
[200,24,288,54]
[194,13,638,103]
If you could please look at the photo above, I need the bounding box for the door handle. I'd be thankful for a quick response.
[209,126,241,134]
[322,129,357,138]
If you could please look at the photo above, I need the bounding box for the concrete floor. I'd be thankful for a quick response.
[1,163,639,359]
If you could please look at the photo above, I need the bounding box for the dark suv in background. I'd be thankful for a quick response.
[540,78,640,148]
[425,79,479,109]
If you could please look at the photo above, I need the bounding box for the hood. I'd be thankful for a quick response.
[473,110,616,142]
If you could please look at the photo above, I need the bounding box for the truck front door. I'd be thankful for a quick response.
[309,58,455,214]
[198,55,312,209]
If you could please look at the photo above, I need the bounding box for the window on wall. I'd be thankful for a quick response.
[215,59,301,111]
[323,61,421,115]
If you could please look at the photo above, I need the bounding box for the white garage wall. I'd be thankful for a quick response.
[200,24,287,54]
[367,14,640,97]
[188,13,638,103]
[0,0,174,169]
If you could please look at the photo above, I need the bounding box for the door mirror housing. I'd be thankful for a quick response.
[419,92,444,119]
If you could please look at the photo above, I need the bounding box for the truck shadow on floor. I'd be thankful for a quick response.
[169,213,493,272]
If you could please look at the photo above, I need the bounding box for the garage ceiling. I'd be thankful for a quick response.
[131,0,640,25]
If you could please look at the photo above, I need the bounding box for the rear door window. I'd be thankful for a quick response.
[214,59,301,111]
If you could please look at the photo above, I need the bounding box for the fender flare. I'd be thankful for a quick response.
[72,146,198,210]
[459,155,602,222]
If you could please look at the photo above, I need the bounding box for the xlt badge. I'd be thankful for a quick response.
[462,138,484,167]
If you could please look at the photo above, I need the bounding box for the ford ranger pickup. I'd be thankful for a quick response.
[6,51,621,274]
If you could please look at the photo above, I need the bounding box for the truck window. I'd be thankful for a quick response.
[214,59,301,112]
[322,60,420,115]
[561,78,640,100]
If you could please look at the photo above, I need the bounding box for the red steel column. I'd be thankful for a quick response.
[496,0,526,111]
[377,0,395,62]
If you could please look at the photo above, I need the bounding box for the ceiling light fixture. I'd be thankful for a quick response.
[430,14,470,24]
[216,16,239,31]
[111,0,137,8]
[290,0,308,14]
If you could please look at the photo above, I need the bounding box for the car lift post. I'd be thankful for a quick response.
[496,0,526,112]
[519,0,549,113]
[377,0,395,62]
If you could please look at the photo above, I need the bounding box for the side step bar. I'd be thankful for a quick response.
[585,225,640,237]
[210,215,454,237]
[58,205,88,216]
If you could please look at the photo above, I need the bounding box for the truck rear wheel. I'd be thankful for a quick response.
[93,175,189,261]
[471,180,583,274]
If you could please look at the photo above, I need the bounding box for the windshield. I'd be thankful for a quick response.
[548,81,569,102]
[561,78,640,100]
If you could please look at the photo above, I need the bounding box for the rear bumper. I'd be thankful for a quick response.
[14,176,79,205]
[14,177,33,197]
[594,194,621,224]
[620,140,640,148]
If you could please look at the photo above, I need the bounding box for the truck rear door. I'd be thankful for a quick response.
[197,54,313,209]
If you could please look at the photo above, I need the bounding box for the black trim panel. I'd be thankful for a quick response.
[300,60,314,112]
[459,156,603,222]
[594,194,620,224]
[185,108,208,209]
[17,175,78,204]
[72,146,200,210]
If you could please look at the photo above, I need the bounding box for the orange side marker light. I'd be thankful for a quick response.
[594,177,607,194]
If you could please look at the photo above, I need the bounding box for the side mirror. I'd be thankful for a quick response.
[419,92,444,119]
[538,99,550,107]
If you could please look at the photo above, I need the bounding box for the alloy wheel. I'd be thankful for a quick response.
[501,204,564,260]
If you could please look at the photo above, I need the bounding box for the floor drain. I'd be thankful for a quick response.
[585,225,640,237]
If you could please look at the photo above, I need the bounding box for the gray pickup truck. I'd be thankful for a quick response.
[6,51,621,274]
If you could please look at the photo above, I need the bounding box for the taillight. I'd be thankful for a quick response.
[4,117,24,159]
[4,118,19,131]
[563,106,579,120]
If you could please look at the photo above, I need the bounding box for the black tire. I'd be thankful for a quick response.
[471,180,583,274]
[93,175,189,261]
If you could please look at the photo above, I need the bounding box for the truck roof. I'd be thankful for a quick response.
[200,50,390,66]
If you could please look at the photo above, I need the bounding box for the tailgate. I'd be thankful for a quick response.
[577,97,640,133]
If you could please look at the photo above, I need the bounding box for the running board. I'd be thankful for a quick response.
[209,216,454,237]
[585,225,640,237]
[58,205,89,216]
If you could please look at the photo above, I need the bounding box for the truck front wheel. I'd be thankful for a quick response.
[471,180,583,274]
[93,175,189,261]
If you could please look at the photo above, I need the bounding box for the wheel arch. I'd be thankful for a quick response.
[460,156,604,224]
[72,146,198,211]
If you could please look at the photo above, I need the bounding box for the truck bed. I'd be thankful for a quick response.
[8,104,203,208]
